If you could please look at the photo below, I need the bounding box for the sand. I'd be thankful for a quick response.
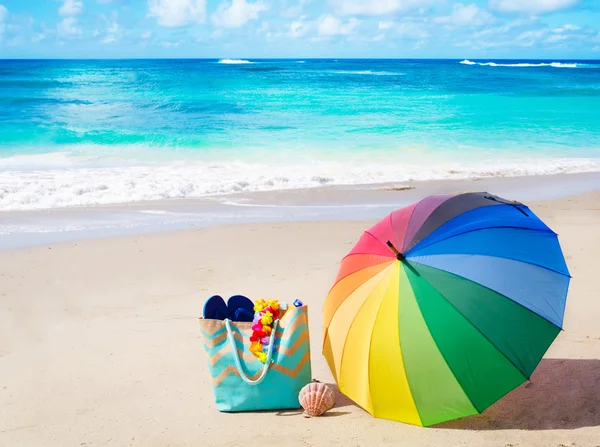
[1,191,600,446]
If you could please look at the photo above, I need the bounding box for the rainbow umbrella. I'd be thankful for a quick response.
[322,192,570,426]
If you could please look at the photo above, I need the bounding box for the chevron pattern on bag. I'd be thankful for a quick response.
[200,326,245,349]
[199,307,310,387]
[270,352,310,378]
[211,364,264,385]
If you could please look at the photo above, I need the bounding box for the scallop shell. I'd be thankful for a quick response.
[298,382,336,417]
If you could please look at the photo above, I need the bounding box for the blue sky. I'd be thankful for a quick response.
[0,0,599,58]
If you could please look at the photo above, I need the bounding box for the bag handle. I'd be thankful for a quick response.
[224,318,279,386]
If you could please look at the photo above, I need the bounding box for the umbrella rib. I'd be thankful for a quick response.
[407,224,555,256]
[410,258,564,331]
[407,261,532,382]
[392,268,425,426]
[363,265,426,424]
[392,201,418,252]
[368,269,401,419]
[328,255,395,293]
[401,194,455,252]
[365,229,397,255]
[409,255,567,329]
[406,226,570,278]
[338,267,395,413]
[323,261,395,352]
[403,264,482,415]
[341,230,396,262]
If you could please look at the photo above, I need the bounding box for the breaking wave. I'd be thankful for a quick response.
[1,152,599,211]
[218,59,254,64]
[460,60,600,68]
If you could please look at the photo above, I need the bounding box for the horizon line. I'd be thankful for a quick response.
[2,57,600,61]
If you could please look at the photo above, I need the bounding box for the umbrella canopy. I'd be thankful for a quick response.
[322,192,570,426]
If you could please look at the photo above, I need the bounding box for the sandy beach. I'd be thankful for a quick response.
[1,189,600,447]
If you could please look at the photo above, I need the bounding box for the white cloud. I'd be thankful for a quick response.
[435,3,493,26]
[59,0,83,16]
[0,4,7,21]
[147,0,206,27]
[472,17,536,39]
[516,28,548,46]
[490,0,577,14]
[257,21,269,34]
[32,32,46,43]
[317,14,360,36]
[107,21,119,33]
[57,17,82,37]
[517,29,545,40]
[376,20,428,39]
[0,4,7,39]
[212,0,267,28]
[554,23,580,33]
[413,38,428,49]
[162,39,183,47]
[395,21,428,39]
[289,16,309,37]
[102,20,120,43]
[330,0,435,16]
[546,33,568,42]
[141,31,152,39]
[281,0,310,19]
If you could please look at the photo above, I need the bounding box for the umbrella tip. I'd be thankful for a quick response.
[386,240,405,261]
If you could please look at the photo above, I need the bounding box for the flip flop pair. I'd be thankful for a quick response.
[203,295,254,322]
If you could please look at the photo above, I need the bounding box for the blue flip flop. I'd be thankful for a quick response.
[227,295,255,322]
[203,295,228,320]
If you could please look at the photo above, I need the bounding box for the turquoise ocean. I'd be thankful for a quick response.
[1,58,600,211]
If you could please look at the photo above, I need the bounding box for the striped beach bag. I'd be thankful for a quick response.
[199,305,312,412]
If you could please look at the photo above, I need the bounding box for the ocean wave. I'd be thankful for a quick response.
[1,155,599,211]
[329,70,402,76]
[460,60,583,68]
[480,62,578,68]
[218,59,254,64]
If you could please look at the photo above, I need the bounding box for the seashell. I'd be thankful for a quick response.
[298,382,336,417]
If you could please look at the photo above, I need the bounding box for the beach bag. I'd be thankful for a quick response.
[199,304,311,412]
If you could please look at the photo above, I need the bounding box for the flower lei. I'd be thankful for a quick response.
[249,299,280,363]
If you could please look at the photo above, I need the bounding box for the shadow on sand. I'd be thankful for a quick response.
[436,358,600,430]
[279,359,600,428]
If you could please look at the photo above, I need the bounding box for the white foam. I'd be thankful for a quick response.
[218,59,254,64]
[1,153,599,211]
[139,210,169,215]
[461,60,580,68]
[549,62,578,68]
